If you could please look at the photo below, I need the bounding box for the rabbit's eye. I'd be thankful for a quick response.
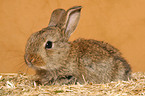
[45,41,53,49]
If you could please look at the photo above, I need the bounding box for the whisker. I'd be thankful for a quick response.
[15,59,29,73]
[25,66,29,74]
[22,64,29,73]
[18,63,26,72]
[15,60,25,67]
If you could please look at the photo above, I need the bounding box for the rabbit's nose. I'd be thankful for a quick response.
[24,54,35,68]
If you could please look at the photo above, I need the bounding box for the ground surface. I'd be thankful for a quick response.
[0,72,145,96]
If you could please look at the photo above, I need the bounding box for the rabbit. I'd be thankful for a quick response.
[24,6,131,85]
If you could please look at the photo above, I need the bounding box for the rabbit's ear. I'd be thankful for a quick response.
[58,6,82,39]
[48,9,65,27]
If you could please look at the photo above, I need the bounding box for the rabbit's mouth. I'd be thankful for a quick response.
[25,56,38,70]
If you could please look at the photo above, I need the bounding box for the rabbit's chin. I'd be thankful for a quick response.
[29,64,49,71]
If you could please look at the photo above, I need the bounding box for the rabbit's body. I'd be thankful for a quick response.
[69,38,131,84]
[24,6,131,85]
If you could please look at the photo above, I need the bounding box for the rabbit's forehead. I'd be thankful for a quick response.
[41,27,62,41]
[27,27,62,47]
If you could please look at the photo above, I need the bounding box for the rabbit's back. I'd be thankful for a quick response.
[70,38,131,84]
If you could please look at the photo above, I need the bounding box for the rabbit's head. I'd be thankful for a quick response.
[24,6,82,70]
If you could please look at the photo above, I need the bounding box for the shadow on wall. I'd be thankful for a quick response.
[0,0,145,73]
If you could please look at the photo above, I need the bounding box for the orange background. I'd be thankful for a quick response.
[0,0,145,74]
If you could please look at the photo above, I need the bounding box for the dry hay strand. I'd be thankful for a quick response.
[0,72,145,96]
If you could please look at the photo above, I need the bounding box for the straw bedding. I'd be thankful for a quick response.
[0,72,144,96]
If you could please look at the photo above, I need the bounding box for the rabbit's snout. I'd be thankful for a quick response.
[24,54,46,69]
[25,54,35,67]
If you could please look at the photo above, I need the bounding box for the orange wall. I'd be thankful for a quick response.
[0,0,145,74]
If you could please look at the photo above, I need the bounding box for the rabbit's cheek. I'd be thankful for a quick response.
[33,56,46,67]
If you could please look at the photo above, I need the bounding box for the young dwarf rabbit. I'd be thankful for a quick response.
[24,6,131,85]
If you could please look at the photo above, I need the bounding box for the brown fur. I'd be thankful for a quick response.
[24,6,131,85]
